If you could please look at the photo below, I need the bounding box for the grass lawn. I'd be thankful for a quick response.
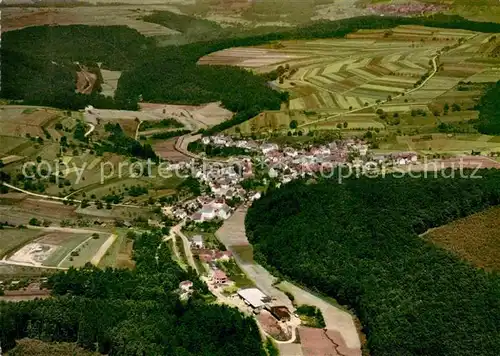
[60,233,107,268]
[42,234,92,267]
[183,231,225,250]
[295,305,326,328]
[193,255,207,276]
[217,259,255,288]
[0,228,44,259]
[99,234,135,269]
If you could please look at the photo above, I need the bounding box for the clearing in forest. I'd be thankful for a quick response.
[425,206,500,272]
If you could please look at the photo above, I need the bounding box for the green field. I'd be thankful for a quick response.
[217,259,255,288]
[59,233,108,268]
[0,228,44,259]
[184,231,225,250]
[98,233,135,269]
[42,234,94,267]
[426,206,500,272]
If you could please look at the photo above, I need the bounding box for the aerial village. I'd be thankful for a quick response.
[165,134,419,339]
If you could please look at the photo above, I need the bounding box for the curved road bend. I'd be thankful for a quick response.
[215,206,362,354]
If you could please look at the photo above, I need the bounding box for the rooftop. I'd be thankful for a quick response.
[237,288,268,309]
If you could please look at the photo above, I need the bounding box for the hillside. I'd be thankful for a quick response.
[246,171,500,355]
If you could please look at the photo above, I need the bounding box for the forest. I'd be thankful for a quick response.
[188,140,251,157]
[0,231,265,355]
[246,170,500,356]
[1,25,150,110]
[476,80,500,134]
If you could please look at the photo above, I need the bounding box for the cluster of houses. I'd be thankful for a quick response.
[368,3,446,16]
[165,136,419,224]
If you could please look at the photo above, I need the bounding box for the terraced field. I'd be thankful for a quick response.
[201,26,500,141]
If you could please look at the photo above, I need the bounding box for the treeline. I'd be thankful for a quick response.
[246,171,500,356]
[142,10,223,38]
[139,118,184,131]
[95,123,157,160]
[0,231,265,355]
[188,141,251,157]
[476,80,500,134]
[149,129,192,140]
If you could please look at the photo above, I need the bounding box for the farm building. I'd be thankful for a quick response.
[237,288,271,309]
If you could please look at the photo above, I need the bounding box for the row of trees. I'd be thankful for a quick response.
[246,170,500,355]
[476,80,500,134]
[187,141,251,157]
[0,231,265,355]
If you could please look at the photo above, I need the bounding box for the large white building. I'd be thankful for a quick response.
[237,288,270,309]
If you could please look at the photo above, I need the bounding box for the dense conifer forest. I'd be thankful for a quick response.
[476,81,500,134]
[246,171,500,356]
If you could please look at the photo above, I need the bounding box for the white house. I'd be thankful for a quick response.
[192,235,204,249]
[179,280,193,292]
[217,204,231,220]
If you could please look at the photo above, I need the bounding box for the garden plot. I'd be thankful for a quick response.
[465,69,500,83]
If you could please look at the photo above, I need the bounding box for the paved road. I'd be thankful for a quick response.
[216,206,362,353]
[172,221,199,273]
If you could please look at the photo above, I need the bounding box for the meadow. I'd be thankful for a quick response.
[425,206,500,272]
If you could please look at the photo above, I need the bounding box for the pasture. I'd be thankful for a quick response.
[425,206,500,272]
[98,233,135,269]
